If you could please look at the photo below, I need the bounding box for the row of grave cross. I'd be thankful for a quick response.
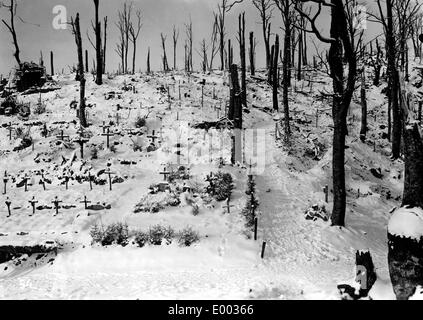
[4,195,95,217]
[2,169,117,194]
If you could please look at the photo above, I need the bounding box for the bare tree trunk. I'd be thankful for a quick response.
[1,0,21,67]
[85,50,89,73]
[50,51,54,76]
[230,64,242,129]
[238,13,247,107]
[103,16,107,72]
[161,34,169,72]
[147,47,151,74]
[71,13,88,128]
[297,27,302,81]
[249,32,256,76]
[360,67,368,142]
[93,0,103,85]
[272,35,279,111]
[386,0,401,159]
[282,0,291,139]
[173,25,179,71]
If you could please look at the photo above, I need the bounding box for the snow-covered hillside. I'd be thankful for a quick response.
[0,64,414,300]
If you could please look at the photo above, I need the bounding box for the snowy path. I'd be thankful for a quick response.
[253,120,358,298]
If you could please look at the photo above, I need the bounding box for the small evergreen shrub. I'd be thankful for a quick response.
[90,223,129,246]
[242,175,259,231]
[148,225,175,245]
[177,227,200,247]
[134,231,149,248]
[206,171,234,201]
[135,116,147,128]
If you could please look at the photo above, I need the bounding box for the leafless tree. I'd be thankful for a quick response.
[129,9,142,74]
[172,25,179,70]
[295,0,358,227]
[103,16,108,72]
[252,0,274,71]
[92,0,103,85]
[216,0,229,71]
[161,33,170,72]
[209,15,220,70]
[274,0,295,140]
[115,2,133,74]
[197,39,209,73]
[70,13,88,128]
[185,18,193,72]
[1,0,21,67]
[237,12,247,107]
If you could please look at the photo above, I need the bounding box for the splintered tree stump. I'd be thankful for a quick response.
[388,207,423,300]
[355,250,377,297]
[338,250,377,300]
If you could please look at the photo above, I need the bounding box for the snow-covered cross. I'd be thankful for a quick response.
[148,130,159,144]
[6,122,15,140]
[5,197,12,218]
[52,196,62,216]
[102,128,115,149]
[3,171,8,195]
[323,185,329,203]
[40,171,46,191]
[23,173,30,192]
[56,130,70,142]
[160,167,171,181]
[29,196,38,216]
[104,168,116,191]
[100,121,110,134]
[74,135,89,159]
[80,196,91,210]
[88,172,94,191]
[223,198,234,214]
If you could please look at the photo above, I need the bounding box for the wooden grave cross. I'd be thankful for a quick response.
[40,172,46,191]
[7,122,15,140]
[102,128,115,149]
[100,121,110,134]
[80,196,92,210]
[3,171,8,195]
[56,130,70,142]
[148,130,159,144]
[74,132,89,159]
[29,196,38,216]
[88,172,94,191]
[23,173,30,192]
[5,197,12,217]
[160,167,171,181]
[223,198,235,214]
[323,185,329,203]
[64,172,71,190]
[52,196,62,216]
[104,168,116,191]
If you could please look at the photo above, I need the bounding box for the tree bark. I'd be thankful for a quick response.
[72,13,87,128]
[360,68,367,142]
[386,0,401,158]
[249,32,255,76]
[283,1,291,139]
[103,16,107,72]
[273,35,279,112]
[93,0,103,85]
[50,51,54,76]
[239,13,247,107]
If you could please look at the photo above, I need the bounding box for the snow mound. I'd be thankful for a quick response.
[388,206,423,240]
[410,286,423,300]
